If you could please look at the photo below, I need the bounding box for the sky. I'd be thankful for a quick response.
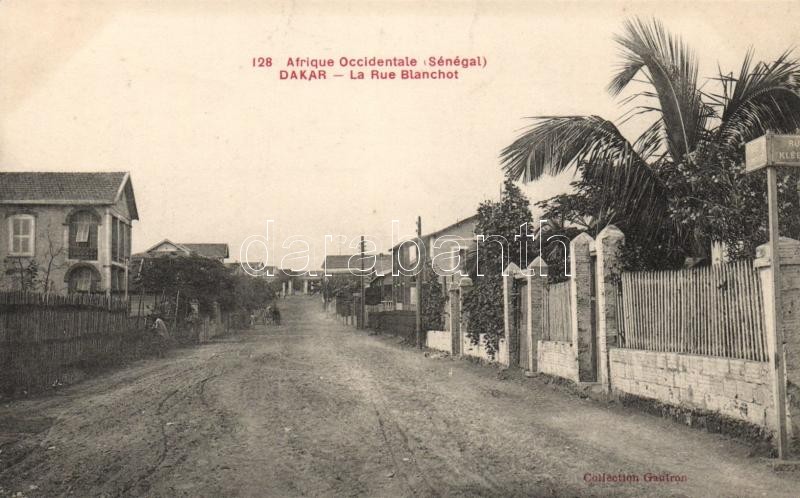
[1,0,798,269]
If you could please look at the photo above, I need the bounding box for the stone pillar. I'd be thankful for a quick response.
[526,256,549,373]
[304,280,309,294]
[570,232,595,383]
[756,237,800,444]
[282,281,287,297]
[288,280,293,295]
[595,225,625,392]
[448,280,461,355]
[503,263,523,367]
[458,276,473,357]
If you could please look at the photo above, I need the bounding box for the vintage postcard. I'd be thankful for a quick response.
[2,1,800,496]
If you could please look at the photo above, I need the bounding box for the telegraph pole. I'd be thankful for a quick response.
[415,216,422,348]
[360,235,365,329]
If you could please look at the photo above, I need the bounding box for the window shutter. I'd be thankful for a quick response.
[76,223,90,243]
[89,224,98,249]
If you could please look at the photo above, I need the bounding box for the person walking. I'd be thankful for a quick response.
[271,304,281,326]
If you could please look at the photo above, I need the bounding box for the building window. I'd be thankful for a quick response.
[112,217,119,261]
[111,218,131,263]
[407,243,417,264]
[66,265,100,293]
[68,211,99,260]
[8,214,35,257]
[111,267,127,294]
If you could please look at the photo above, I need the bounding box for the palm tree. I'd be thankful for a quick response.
[501,18,800,258]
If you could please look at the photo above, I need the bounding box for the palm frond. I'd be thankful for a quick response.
[500,115,672,241]
[709,49,800,148]
[632,119,664,160]
[581,154,669,237]
[609,17,707,162]
[500,115,641,181]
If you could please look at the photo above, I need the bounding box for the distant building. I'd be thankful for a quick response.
[423,214,478,282]
[0,171,139,295]
[322,253,391,276]
[276,268,322,295]
[322,254,357,276]
[389,214,478,309]
[133,240,230,263]
[226,261,277,278]
[323,253,391,305]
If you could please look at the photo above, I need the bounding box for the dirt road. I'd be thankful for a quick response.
[1,296,798,497]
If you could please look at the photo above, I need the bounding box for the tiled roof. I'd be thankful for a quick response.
[323,254,356,271]
[390,214,479,251]
[227,261,274,270]
[424,213,479,239]
[182,243,230,259]
[323,253,392,274]
[0,172,128,203]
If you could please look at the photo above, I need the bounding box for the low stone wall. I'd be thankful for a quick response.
[426,329,452,353]
[609,348,774,429]
[462,333,508,365]
[537,341,577,382]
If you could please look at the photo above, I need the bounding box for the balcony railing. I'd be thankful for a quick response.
[68,245,98,261]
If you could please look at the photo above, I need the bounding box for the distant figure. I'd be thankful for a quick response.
[153,317,169,339]
[271,305,281,326]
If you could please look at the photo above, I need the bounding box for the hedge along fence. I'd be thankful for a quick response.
[619,260,767,362]
[371,310,416,342]
[0,291,150,395]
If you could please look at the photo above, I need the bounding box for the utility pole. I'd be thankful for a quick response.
[360,235,365,329]
[415,216,422,348]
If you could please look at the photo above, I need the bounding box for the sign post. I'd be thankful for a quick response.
[745,132,800,460]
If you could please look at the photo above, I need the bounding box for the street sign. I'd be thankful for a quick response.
[745,133,800,172]
[744,131,795,460]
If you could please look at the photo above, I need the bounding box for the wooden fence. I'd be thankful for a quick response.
[619,260,767,362]
[0,292,147,395]
[543,280,572,343]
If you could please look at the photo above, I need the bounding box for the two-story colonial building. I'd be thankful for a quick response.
[0,172,138,295]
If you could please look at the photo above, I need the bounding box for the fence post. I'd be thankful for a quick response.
[458,276,473,357]
[756,237,800,448]
[448,280,462,355]
[503,263,523,367]
[570,232,595,383]
[526,256,548,373]
[595,225,625,392]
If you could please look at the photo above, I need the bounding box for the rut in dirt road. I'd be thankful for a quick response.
[1,295,798,497]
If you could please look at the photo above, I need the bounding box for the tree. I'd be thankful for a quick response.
[419,261,446,331]
[3,258,39,291]
[232,274,276,313]
[39,223,67,292]
[501,18,800,265]
[133,255,236,316]
[462,177,534,356]
[321,274,360,302]
[464,177,536,279]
